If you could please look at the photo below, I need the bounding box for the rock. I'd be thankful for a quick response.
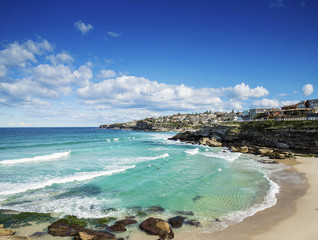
[276,142,289,149]
[29,232,47,238]
[198,137,210,145]
[0,228,15,236]
[140,218,174,240]
[229,146,239,152]
[212,218,221,222]
[258,159,278,164]
[0,237,31,240]
[268,152,286,159]
[108,223,126,232]
[206,137,222,147]
[239,146,249,153]
[257,147,273,155]
[48,219,83,236]
[192,196,205,202]
[184,220,201,227]
[74,229,116,240]
[115,219,137,226]
[168,216,186,228]
[175,210,194,216]
[147,206,165,213]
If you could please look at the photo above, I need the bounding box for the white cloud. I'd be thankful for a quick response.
[74,20,93,34]
[278,93,288,97]
[281,100,299,106]
[302,84,314,96]
[77,75,226,112]
[226,83,269,100]
[98,69,116,79]
[47,52,73,65]
[107,31,121,38]
[0,39,53,76]
[252,98,280,108]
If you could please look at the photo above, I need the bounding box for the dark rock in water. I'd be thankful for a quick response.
[212,218,221,223]
[108,222,126,232]
[175,210,194,216]
[102,208,117,214]
[115,219,137,226]
[192,196,205,202]
[140,217,174,240]
[108,219,137,232]
[48,219,83,236]
[29,231,48,238]
[168,216,186,228]
[55,184,102,199]
[74,228,117,240]
[185,220,201,227]
[258,159,278,164]
[147,206,165,213]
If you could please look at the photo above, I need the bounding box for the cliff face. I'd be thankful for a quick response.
[170,123,318,154]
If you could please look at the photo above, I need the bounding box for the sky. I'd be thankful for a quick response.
[0,0,317,127]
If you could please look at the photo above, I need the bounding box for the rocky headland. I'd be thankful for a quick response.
[169,120,318,159]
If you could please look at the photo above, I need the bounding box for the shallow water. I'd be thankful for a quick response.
[0,128,283,230]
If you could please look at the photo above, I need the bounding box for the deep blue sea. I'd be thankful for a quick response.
[0,127,282,231]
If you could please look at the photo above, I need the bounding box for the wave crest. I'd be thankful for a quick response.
[0,151,71,165]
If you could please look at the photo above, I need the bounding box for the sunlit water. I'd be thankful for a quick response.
[0,127,283,231]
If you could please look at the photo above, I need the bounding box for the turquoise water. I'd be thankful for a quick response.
[0,128,279,229]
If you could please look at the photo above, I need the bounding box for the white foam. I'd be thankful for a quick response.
[200,151,241,162]
[0,151,71,165]
[185,148,199,155]
[106,139,111,142]
[113,138,119,141]
[0,165,135,196]
[135,153,169,161]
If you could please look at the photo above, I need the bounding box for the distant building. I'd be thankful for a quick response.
[249,108,270,117]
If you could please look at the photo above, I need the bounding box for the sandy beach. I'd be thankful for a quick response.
[5,156,318,240]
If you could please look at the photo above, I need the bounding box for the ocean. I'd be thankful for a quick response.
[0,127,282,231]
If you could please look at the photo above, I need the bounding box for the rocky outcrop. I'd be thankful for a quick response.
[140,218,174,240]
[169,123,318,155]
[48,219,83,236]
[168,216,186,228]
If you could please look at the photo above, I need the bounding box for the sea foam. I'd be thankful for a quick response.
[0,151,71,165]
[201,151,241,162]
[185,148,199,155]
[0,165,135,196]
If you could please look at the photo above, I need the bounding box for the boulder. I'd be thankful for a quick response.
[268,152,286,159]
[0,227,15,236]
[168,216,185,228]
[184,220,201,227]
[140,218,174,240]
[198,137,210,145]
[257,147,273,155]
[229,146,239,152]
[48,219,83,236]
[74,229,116,240]
[115,219,137,226]
[239,146,249,153]
[108,223,126,232]
[206,137,222,147]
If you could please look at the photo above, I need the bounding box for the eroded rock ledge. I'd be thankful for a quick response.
[169,122,318,157]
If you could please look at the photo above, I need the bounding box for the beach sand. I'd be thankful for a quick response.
[6,156,318,240]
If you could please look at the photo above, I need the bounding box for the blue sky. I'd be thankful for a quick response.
[0,0,317,127]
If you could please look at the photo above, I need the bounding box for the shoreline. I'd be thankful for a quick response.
[2,156,316,240]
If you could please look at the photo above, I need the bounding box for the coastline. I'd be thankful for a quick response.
[3,156,316,240]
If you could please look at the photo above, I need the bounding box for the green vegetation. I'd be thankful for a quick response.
[239,120,318,131]
[0,211,55,228]
[88,216,117,227]
[63,215,87,228]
